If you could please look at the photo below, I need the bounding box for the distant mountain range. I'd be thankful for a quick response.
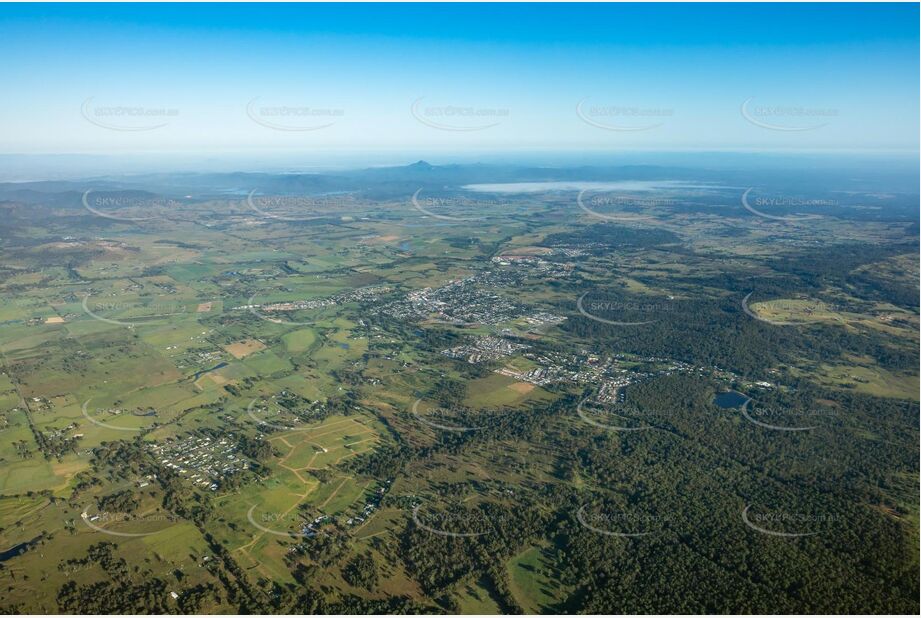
[0,160,917,219]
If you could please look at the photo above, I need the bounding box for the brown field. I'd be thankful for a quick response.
[50,459,91,493]
[196,302,213,313]
[207,373,231,386]
[224,338,267,359]
[362,234,401,244]
[44,316,64,324]
[51,460,89,477]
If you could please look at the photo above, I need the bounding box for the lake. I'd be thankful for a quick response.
[462,180,722,194]
[714,391,749,409]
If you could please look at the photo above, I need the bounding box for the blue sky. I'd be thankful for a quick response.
[0,3,917,157]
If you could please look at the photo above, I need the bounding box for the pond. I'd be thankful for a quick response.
[191,361,228,381]
[0,537,39,563]
[714,391,749,409]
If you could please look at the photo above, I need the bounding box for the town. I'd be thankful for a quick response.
[148,433,249,491]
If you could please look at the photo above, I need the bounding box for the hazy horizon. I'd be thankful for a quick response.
[1,149,919,183]
[0,3,918,158]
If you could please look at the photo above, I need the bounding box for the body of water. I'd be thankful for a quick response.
[191,361,229,381]
[0,537,40,563]
[463,180,722,194]
[714,391,749,409]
